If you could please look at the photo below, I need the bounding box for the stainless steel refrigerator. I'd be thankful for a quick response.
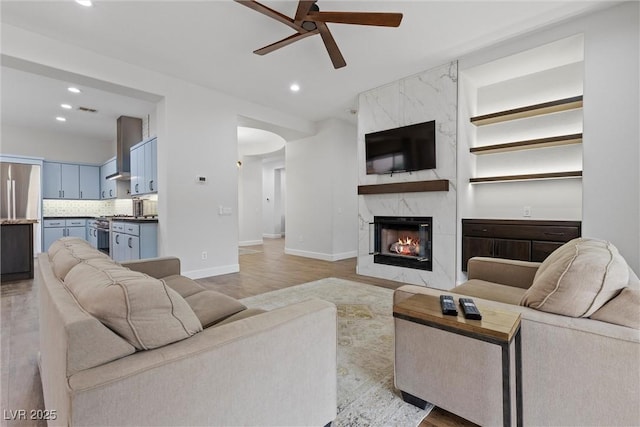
[1,161,40,220]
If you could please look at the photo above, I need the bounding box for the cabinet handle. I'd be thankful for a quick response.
[544,232,565,236]
[472,228,489,233]
[128,237,133,248]
[62,190,65,198]
[102,190,105,198]
[110,189,113,197]
[50,222,61,226]
[149,180,154,191]
[135,183,139,193]
[115,235,120,244]
[80,191,83,199]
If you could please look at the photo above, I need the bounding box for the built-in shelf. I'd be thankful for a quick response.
[470,133,582,155]
[470,171,582,184]
[470,95,583,126]
[358,179,449,195]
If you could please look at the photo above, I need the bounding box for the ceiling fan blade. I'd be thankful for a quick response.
[317,22,346,69]
[306,11,403,27]
[294,0,317,26]
[234,0,301,32]
[253,30,320,55]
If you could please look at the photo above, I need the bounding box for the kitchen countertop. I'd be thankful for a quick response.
[110,217,159,223]
[1,219,39,225]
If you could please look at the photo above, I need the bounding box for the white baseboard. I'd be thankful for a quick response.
[263,234,283,239]
[285,248,357,262]
[239,240,263,247]
[183,264,239,280]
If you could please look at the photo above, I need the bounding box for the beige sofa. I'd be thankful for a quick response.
[38,237,337,426]
[394,238,640,426]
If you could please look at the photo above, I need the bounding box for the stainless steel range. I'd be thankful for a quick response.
[93,218,111,255]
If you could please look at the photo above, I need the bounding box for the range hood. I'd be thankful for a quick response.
[106,116,143,181]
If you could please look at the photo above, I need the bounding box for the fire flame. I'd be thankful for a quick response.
[390,236,420,255]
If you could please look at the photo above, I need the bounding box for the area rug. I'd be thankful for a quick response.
[240,277,433,426]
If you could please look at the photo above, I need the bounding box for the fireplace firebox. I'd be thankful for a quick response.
[370,216,432,271]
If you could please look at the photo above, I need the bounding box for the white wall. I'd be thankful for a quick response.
[286,118,357,261]
[458,2,640,273]
[238,155,262,246]
[2,23,315,278]
[1,124,113,164]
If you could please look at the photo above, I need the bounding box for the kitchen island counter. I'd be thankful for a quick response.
[1,220,37,282]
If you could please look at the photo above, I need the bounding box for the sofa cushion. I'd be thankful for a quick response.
[521,238,629,317]
[163,274,206,298]
[48,236,92,258]
[183,290,247,328]
[214,307,267,327]
[453,279,527,305]
[64,259,202,350]
[51,245,112,281]
[590,288,640,329]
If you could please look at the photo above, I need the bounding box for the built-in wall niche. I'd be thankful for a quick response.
[461,34,584,220]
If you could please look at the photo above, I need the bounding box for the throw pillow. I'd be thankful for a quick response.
[590,287,640,329]
[65,259,202,350]
[521,238,629,317]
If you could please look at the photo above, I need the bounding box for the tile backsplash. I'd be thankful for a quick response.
[43,199,133,217]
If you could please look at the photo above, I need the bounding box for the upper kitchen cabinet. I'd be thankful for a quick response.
[43,162,79,199]
[130,137,158,195]
[100,158,118,199]
[44,162,101,200]
[79,165,100,199]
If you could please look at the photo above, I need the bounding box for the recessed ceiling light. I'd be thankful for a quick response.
[75,0,93,6]
[60,103,72,109]
[56,117,67,122]
[290,83,300,92]
[68,87,81,94]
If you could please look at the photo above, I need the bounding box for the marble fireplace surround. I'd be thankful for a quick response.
[356,62,458,290]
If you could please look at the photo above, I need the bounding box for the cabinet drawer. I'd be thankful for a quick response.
[462,223,580,241]
[112,222,125,232]
[123,223,140,236]
[65,219,86,227]
[532,241,565,262]
[43,219,65,227]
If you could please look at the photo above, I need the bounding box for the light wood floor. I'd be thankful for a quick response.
[1,238,475,427]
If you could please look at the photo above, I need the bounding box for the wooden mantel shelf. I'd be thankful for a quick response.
[358,179,449,195]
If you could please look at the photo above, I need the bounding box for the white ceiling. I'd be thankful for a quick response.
[0,0,615,143]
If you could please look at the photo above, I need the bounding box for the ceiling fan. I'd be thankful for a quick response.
[235,0,403,69]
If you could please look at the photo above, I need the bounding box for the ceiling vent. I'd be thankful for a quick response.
[77,106,98,113]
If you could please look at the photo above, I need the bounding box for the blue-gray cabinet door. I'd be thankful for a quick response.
[60,163,80,199]
[79,165,100,200]
[43,162,62,199]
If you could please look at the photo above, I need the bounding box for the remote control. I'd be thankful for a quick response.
[459,298,482,320]
[439,295,458,316]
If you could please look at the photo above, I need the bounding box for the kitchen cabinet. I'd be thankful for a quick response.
[461,219,581,272]
[43,162,80,199]
[111,221,157,262]
[1,222,36,282]
[43,219,87,251]
[87,220,98,248]
[100,159,118,199]
[130,137,158,195]
[43,162,101,200]
[79,165,100,199]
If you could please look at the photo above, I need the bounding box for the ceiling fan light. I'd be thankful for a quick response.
[302,21,317,31]
[290,83,300,92]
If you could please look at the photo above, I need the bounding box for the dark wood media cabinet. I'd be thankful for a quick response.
[461,219,581,272]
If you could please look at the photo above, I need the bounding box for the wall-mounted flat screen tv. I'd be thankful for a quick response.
[365,120,436,175]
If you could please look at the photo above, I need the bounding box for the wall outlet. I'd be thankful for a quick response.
[523,206,532,217]
[201,251,207,260]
